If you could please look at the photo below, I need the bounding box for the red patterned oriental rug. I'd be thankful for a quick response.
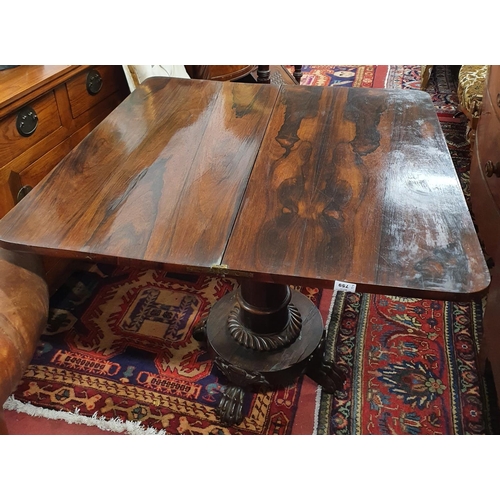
[316,292,486,434]
[4,65,493,434]
[289,65,389,88]
[7,267,322,434]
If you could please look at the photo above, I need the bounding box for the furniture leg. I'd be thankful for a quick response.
[0,410,8,435]
[196,279,343,425]
[306,330,346,392]
[216,385,246,426]
[192,317,207,342]
[293,65,303,84]
[420,65,433,90]
[257,65,271,84]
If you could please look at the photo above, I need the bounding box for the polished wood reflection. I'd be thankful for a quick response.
[223,86,490,299]
[0,78,279,272]
[0,78,490,301]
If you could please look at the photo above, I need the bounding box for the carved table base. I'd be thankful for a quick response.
[195,279,345,426]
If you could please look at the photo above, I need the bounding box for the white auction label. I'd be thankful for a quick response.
[334,280,357,293]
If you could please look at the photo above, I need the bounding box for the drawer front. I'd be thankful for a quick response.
[470,141,500,261]
[487,65,500,123]
[475,98,500,208]
[0,90,61,167]
[18,139,73,192]
[66,66,125,119]
[6,139,73,210]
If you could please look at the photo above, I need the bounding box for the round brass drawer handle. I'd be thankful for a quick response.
[86,69,103,95]
[485,160,500,178]
[16,185,32,203]
[16,106,38,137]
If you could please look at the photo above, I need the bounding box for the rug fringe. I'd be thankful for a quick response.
[384,65,393,88]
[3,396,166,435]
[312,385,323,435]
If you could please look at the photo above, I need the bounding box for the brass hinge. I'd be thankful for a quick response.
[210,264,229,275]
[186,264,254,279]
[210,264,254,278]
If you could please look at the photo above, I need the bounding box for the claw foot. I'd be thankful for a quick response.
[216,385,245,426]
[306,333,346,393]
[307,358,346,393]
[192,318,207,342]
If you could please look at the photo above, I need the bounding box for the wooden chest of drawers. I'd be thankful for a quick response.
[0,65,130,287]
[470,65,500,402]
[0,66,129,217]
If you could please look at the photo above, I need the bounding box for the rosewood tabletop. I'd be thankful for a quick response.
[0,76,490,301]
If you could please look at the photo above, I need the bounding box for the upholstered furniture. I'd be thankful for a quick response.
[470,65,500,405]
[0,249,49,434]
[122,65,191,91]
[421,65,488,144]
[423,65,489,148]
[420,65,433,90]
[457,65,489,147]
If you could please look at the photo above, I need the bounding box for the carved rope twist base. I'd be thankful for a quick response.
[202,286,335,425]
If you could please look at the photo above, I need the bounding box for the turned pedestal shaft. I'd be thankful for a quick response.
[238,280,291,335]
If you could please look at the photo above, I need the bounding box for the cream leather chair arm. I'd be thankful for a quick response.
[123,65,190,91]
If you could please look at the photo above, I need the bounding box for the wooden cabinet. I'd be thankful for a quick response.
[470,65,500,402]
[0,65,129,217]
[0,65,130,287]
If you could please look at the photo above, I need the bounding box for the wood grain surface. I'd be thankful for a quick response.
[0,91,62,166]
[470,65,500,403]
[0,78,490,300]
[0,66,84,119]
[223,85,490,298]
[0,77,279,273]
[475,66,500,212]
